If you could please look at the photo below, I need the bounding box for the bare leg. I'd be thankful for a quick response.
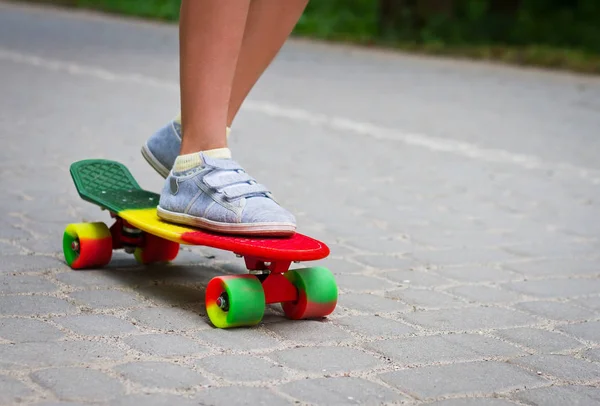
[179,0,250,154]
[155,0,299,236]
[228,0,309,126]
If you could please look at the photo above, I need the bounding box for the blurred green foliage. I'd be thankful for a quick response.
[27,0,600,72]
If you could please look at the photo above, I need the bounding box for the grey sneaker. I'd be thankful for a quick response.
[157,153,296,236]
[141,119,182,178]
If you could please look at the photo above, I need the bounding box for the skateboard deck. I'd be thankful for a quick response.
[64,159,337,329]
[69,159,329,262]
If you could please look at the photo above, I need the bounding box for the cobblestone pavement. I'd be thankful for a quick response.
[1,2,599,405]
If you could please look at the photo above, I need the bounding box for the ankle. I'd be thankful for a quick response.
[174,148,232,172]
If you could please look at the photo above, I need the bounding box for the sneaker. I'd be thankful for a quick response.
[141,119,182,178]
[157,152,296,236]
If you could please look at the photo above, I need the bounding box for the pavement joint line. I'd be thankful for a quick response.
[1,46,600,184]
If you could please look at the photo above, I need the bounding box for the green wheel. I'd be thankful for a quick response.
[63,222,113,270]
[205,275,265,328]
[282,267,338,320]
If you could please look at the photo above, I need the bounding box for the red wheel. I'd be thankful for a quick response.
[134,233,179,264]
[63,222,113,269]
[282,267,338,320]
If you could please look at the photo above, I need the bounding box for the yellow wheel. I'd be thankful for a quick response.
[63,222,113,269]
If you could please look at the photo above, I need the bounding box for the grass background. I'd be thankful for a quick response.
[16,0,600,74]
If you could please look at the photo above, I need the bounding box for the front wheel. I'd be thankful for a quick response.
[281,267,338,320]
[63,222,113,269]
[205,275,265,328]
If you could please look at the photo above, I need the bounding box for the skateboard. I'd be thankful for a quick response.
[63,159,337,328]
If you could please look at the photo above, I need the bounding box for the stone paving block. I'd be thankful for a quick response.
[512,354,600,381]
[53,314,138,335]
[386,288,465,308]
[575,296,600,311]
[128,307,204,331]
[344,236,415,254]
[0,374,35,403]
[366,333,522,366]
[325,242,356,257]
[502,241,597,259]
[55,270,139,289]
[31,367,124,402]
[503,278,600,298]
[559,321,600,343]
[447,285,524,304]
[125,333,208,357]
[110,394,204,406]
[436,266,522,283]
[195,327,282,351]
[278,376,408,404]
[381,269,452,288]
[0,318,64,342]
[0,255,64,273]
[26,402,89,406]
[512,385,600,406]
[137,284,204,306]
[338,292,410,313]
[582,348,600,362]
[193,386,289,406]
[379,361,545,398]
[17,237,62,254]
[115,361,208,389]
[0,273,58,294]
[401,306,538,332]
[411,248,520,267]
[0,219,29,239]
[493,328,584,353]
[264,320,353,344]
[426,398,518,406]
[505,258,599,277]
[0,241,22,255]
[515,301,596,321]
[0,295,77,316]
[69,289,144,309]
[197,355,283,382]
[334,315,415,337]
[333,274,389,292]
[0,341,127,369]
[268,347,382,373]
[408,229,513,250]
[315,257,368,275]
[354,255,420,271]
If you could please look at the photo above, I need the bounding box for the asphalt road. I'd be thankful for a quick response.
[0,2,599,405]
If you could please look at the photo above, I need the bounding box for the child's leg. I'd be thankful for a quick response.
[178,0,249,153]
[142,0,309,176]
[156,0,297,236]
[227,0,309,126]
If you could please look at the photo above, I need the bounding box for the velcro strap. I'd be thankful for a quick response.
[223,183,270,199]
[202,155,243,171]
[204,171,253,189]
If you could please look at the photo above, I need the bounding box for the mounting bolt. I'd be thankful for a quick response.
[71,240,80,252]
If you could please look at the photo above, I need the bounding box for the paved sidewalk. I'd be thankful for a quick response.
[0,2,599,405]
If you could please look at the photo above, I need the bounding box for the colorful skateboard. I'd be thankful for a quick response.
[63,159,337,328]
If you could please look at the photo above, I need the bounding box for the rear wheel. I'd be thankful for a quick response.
[134,233,179,264]
[63,222,113,269]
[281,267,338,320]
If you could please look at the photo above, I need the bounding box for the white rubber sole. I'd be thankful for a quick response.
[157,206,296,237]
[141,143,170,179]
